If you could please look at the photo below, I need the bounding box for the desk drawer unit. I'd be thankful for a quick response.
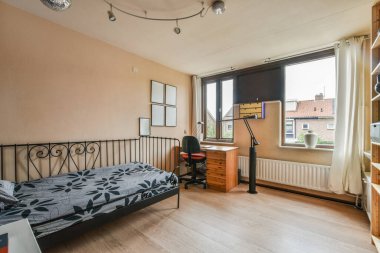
[206,149,238,192]
[207,167,226,177]
[207,151,226,161]
[207,159,226,169]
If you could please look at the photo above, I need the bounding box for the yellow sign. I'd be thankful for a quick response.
[239,102,265,119]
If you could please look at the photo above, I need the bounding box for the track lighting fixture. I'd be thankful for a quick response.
[40,0,71,11]
[108,4,116,22]
[104,0,226,34]
[174,20,181,35]
[212,0,226,15]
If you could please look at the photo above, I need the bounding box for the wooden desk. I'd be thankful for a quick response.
[201,145,239,192]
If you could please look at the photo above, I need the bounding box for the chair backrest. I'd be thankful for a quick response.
[182,136,201,154]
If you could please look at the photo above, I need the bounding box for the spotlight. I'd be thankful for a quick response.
[40,0,71,11]
[108,4,116,22]
[174,20,181,34]
[174,27,181,34]
[212,0,226,15]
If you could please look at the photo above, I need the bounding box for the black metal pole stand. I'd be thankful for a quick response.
[219,116,260,194]
[248,146,258,194]
[243,118,259,194]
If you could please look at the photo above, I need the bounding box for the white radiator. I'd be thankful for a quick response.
[238,156,331,192]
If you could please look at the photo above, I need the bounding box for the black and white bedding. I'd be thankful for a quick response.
[0,162,177,238]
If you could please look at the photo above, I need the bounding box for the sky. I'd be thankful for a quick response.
[207,56,336,118]
[285,56,336,100]
[207,80,233,119]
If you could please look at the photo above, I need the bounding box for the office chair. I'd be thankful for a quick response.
[180,136,207,189]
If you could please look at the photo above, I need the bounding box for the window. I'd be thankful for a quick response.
[206,82,217,138]
[327,123,335,130]
[204,79,234,141]
[285,55,336,147]
[285,119,295,141]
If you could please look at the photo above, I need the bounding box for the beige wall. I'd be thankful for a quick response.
[0,2,192,144]
[234,102,333,166]
[3,2,364,167]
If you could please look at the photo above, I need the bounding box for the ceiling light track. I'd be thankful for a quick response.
[103,0,226,34]
[104,0,206,22]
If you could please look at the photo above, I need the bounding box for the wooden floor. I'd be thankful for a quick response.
[47,184,375,253]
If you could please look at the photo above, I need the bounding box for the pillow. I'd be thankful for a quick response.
[0,180,18,205]
[0,180,14,196]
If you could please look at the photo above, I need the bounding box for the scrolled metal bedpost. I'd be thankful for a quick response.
[176,138,181,209]
[0,145,3,180]
[177,187,180,209]
[14,144,17,182]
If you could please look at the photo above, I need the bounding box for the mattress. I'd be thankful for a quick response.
[0,162,178,238]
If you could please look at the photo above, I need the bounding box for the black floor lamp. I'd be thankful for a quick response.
[243,117,259,194]
[221,115,259,194]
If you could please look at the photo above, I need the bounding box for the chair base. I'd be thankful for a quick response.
[184,178,207,189]
[178,172,192,183]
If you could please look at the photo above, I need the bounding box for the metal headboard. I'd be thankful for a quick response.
[0,136,181,182]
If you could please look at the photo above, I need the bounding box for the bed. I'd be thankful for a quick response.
[0,136,180,249]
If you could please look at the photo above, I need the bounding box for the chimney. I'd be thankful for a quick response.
[315,93,324,100]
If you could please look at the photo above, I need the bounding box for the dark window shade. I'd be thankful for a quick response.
[234,67,284,104]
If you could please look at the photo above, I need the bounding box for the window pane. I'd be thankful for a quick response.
[285,56,336,145]
[222,79,234,139]
[327,123,335,130]
[206,82,217,138]
[285,119,295,139]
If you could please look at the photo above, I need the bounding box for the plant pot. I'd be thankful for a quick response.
[304,130,318,148]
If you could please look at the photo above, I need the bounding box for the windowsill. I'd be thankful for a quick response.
[201,140,236,146]
[201,142,333,151]
[279,144,334,152]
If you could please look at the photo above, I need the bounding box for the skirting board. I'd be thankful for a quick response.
[242,178,356,205]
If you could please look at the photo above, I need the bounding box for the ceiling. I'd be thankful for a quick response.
[2,0,373,75]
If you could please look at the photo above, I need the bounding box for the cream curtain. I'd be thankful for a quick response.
[191,76,203,140]
[328,37,369,195]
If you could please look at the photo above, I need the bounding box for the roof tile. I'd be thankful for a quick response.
[286,98,335,118]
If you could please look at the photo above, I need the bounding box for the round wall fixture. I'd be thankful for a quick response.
[40,0,72,11]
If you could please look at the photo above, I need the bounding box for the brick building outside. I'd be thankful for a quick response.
[285,93,335,145]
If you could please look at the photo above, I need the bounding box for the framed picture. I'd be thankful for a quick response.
[165,106,177,127]
[165,84,177,106]
[151,81,165,104]
[139,118,151,136]
[151,104,165,126]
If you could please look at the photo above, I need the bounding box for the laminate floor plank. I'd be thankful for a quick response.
[46,184,375,253]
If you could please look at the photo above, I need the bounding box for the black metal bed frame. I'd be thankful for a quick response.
[0,136,181,249]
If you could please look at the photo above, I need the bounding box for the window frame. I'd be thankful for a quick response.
[302,123,310,130]
[202,77,235,143]
[327,123,335,130]
[283,50,336,149]
[285,119,295,140]
[200,49,335,148]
